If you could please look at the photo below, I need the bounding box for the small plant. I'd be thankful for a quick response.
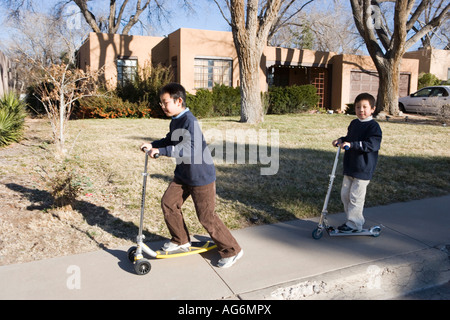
[49,167,81,209]
[0,92,27,147]
[36,156,83,210]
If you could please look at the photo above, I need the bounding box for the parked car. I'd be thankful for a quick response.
[398,85,450,114]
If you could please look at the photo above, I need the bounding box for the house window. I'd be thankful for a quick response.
[194,57,232,89]
[117,57,138,86]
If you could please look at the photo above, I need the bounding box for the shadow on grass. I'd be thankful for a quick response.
[5,183,164,246]
[211,145,450,225]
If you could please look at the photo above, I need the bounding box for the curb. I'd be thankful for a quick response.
[239,245,450,300]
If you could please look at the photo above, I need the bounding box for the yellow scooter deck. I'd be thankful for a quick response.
[155,241,217,259]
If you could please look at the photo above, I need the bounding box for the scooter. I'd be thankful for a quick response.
[127,148,216,275]
[311,144,382,240]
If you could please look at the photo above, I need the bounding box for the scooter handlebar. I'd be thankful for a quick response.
[142,147,160,158]
[336,143,350,151]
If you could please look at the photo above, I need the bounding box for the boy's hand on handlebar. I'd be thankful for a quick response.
[149,148,160,158]
[140,143,152,152]
[140,143,160,158]
[332,139,350,150]
[332,139,341,147]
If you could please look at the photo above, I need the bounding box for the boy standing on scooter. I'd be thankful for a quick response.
[140,83,243,268]
[332,93,382,233]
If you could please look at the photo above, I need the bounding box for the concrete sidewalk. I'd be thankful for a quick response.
[0,195,449,300]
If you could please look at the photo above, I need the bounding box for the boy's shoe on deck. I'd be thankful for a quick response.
[337,224,359,233]
[161,241,191,252]
[217,250,244,268]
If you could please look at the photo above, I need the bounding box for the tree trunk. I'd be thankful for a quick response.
[228,0,282,124]
[236,41,264,124]
[376,59,401,116]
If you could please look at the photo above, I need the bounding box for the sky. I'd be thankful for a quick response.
[0,0,231,46]
[155,1,231,36]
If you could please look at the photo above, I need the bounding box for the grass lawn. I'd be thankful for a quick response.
[3,113,449,246]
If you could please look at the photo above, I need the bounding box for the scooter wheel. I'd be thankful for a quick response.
[312,228,323,240]
[127,246,137,262]
[370,226,382,237]
[134,258,152,275]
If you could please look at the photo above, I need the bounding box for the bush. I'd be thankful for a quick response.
[211,84,241,116]
[116,63,173,119]
[76,93,151,119]
[418,73,441,89]
[187,89,214,118]
[187,85,241,118]
[267,86,290,114]
[0,92,27,147]
[267,85,320,114]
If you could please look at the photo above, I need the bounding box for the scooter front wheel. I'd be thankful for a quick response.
[127,246,137,262]
[312,227,323,240]
[370,226,382,237]
[134,258,152,275]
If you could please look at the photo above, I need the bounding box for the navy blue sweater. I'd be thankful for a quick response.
[151,109,216,186]
[340,118,382,180]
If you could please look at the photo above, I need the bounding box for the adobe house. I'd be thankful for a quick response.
[77,29,422,112]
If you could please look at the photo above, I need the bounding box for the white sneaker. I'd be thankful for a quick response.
[161,241,191,252]
[217,250,244,268]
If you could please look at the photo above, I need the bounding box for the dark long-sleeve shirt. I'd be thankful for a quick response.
[340,118,382,180]
[151,109,216,186]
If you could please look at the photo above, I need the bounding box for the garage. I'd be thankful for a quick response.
[350,70,410,103]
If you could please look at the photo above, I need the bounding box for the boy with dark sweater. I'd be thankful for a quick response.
[140,83,243,268]
[332,93,382,232]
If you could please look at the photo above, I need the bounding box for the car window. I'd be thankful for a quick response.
[412,88,433,97]
[430,88,448,97]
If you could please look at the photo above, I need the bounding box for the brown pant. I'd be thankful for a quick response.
[161,179,241,258]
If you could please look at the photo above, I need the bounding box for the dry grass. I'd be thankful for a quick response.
[0,113,449,265]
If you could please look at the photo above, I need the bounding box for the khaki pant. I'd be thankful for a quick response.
[161,179,241,258]
[340,175,370,231]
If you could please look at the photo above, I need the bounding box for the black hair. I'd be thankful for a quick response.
[159,82,187,107]
[354,92,376,109]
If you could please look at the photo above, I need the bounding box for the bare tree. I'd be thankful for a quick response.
[350,0,449,115]
[2,8,92,93]
[70,0,155,34]
[213,0,282,123]
[270,0,363,54]
[31,61,103,156]
[1,0,193,35]
[268,0,314,44]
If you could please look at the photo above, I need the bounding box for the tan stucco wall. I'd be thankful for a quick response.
[404,48,450,81]
[169,28,239,93]
[79,32,164,88]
